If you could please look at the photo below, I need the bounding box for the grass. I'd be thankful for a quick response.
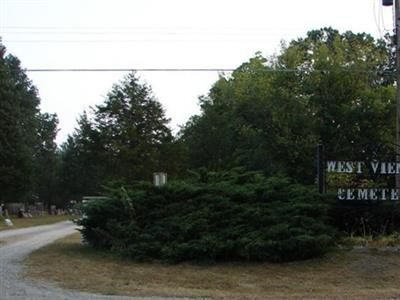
[25,234,400,300]
[341,234,400,248]
[0,214,71,231]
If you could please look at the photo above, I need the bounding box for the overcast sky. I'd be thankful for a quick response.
[0,0,394,144]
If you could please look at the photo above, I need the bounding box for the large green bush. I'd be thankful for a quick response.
[77,173,334,262]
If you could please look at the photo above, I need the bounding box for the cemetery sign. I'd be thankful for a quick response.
[326,160,400,201]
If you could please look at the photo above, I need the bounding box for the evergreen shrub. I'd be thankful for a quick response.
[77,173,334,262]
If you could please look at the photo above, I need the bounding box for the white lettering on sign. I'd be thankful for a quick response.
[388,162,396,174]
[337,188,400,201]
[371,161,380,174]
[327,161,358,173]
[327,161,400,175]
[338,161,346,173]
[370,189,378,200]
[328,160,400,201]
[327,161,337,173]
[338,188,346,200]
[346,189,355,200]
[382,188,389,200]
[392,189,399,201]
[356,162,364,174]
[357,189,368,200]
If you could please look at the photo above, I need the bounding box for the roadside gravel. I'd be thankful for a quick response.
[0,221,196,300]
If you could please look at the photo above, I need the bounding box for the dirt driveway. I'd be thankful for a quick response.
[0,221,193,300]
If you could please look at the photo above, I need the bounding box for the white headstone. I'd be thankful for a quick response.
[4,219,13,227]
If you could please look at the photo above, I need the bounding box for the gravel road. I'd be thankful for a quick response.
[0,221,195,300]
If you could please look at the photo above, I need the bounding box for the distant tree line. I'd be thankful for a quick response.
[0,27,396,207]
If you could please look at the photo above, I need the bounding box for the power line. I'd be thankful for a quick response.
[3,34,284,43]
[24,68,391,74]
[26,68,236,72]
[2,30,270,34]
[1,31,286,37]
[1,25,298,31]
[5,40,280,44]
[0,26,299,39]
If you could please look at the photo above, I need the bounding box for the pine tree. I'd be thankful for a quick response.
[0,42,41,202]
[60,72,180,200]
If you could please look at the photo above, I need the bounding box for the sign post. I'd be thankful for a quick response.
[317,144,325,194]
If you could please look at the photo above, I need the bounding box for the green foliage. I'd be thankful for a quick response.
[59,112,106,200]
[78,174,334,263]
[60,73,184,201]
[34,113,60,208]
[180,28,395,184]
[341,232,400,247]
[0,42,59,204]
[0,43,39,201]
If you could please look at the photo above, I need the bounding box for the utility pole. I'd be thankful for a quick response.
[384,0,400,188]
[395,0,400,189]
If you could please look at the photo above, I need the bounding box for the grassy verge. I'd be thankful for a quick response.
[0,214,71,231]
[340,234,400,248]
[25,234,400,300]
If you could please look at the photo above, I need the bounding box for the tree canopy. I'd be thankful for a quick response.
[60,73,183,200]
[0,42,59,204]
[180,28,396,183]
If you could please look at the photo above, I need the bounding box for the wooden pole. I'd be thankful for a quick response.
[317,144,325,194]
[396,0,400,189]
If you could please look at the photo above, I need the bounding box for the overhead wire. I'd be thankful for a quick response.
[2,31,281,35]
[1,28,293,43]
[1,25,299,31]
[26,68,237,72]
[0,26,301,36]
[4,39,284,43]
[24,68,392,74]
[1,3,394,75]
[0,25,303,44]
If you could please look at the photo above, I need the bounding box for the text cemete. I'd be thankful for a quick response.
[337,188,399,201]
